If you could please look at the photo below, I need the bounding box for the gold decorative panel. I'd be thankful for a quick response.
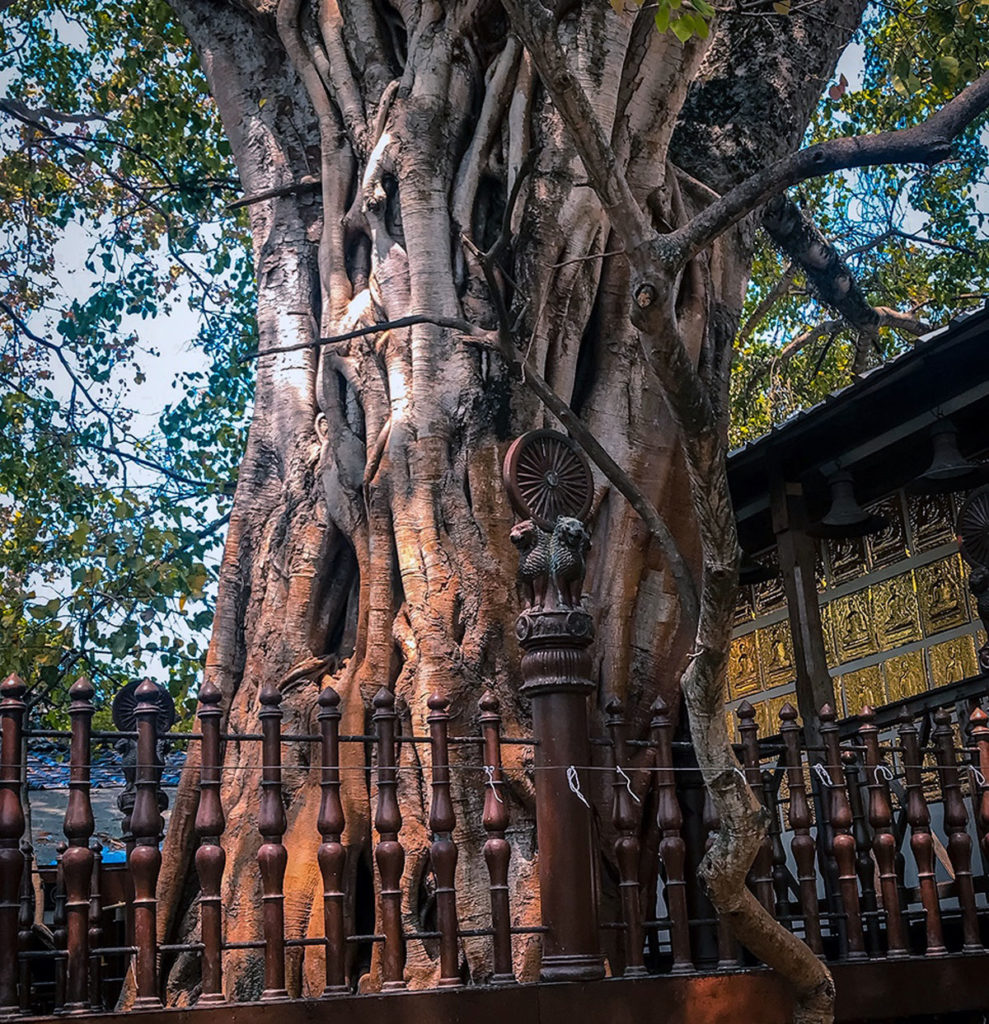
[866,496,908,569]
[753,569,786,614]
[828,536,867,587]
[928,634,978,686]
[839,665,886,717]
[757,620,794,686]
[908,493,955,551]
[728,632,761,699]
[883,650,926,703]
[767,694,790,734]
[873,571,922,651]
[832,589,876,664]
[917,554,969,636]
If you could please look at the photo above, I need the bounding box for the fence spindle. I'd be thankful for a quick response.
[842,747,880,953]
[650,697,691,974]
[258,683,288,1000]
[779,704,822,955]
[195,678,226,1004]
[737,701,775,916]
[970,707,989,877]
[428,694,460,987]
[0,674,26,1015]
[701,785,738,968]
[821,704,865,960]
[88,842,103,1011]
[130,680,164,1008]
[898,714,946,957]
[606,698,645,977]
[479,691,514,985]
[373,688,406,991]
[317,685,347,996]
[858,706,907,959]
[18,841,34,1013]
[932,708,980,953]
[63,677,95,1012]
[762,770,789,920]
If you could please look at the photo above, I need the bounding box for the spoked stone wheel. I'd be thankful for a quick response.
[502,429,593,529]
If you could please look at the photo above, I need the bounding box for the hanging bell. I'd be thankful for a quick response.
[908,420,989,495]
[808,470,888,538]
[738,549,778,586]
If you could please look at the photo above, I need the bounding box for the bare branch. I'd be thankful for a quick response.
[736,263,798,348]
[241,314,490,362]
[671,69,989,263]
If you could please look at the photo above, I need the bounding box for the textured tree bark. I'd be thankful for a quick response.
[152,2,871,1017]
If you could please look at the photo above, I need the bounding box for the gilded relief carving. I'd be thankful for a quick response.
[908,492,954,551]
[757,620,794,685]
[833,589,876,663]
[873,571,922,650]
[840,665,885,717]
[928,634,978,686]
[866,496,908,569]
[828,535,867,586]
[917,555,969,636]
[733,586,756,626]
[883,650,926,703]
[767,694,790,734]
[820,600,838,667]
[728,632,761,699]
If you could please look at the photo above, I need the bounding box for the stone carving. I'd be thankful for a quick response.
[510,515,590,612]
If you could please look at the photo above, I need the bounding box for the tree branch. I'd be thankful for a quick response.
[670,69,989,263]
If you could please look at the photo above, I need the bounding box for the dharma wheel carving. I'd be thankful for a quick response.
[503,429,593,529]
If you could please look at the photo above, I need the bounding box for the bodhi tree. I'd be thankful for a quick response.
[4,1,989,1021]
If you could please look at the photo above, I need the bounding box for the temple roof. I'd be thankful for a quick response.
[728,303,989,551]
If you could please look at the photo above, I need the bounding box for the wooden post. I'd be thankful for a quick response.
[427,694,461,988]
[195,678,226,1005]
[258,682,288,1001]
[932,708,980,953]
[858,706,907,958]
[0,674,26,1015]
[899,714,947,957]
[769,474,835,744]
[737,701,775,916]
[373,688,406,991]
[88,842,103,1011]
[821,704,865,960]
[317,684,347,996]
[779,704,822,955]
[129,680,165,1009]
[63,677,96,1012]
[517,596,605,982]
[479,691,514,986]
[606,698,645,977]
[651,697,692,974]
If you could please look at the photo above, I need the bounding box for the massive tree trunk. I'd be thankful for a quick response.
[154,0,863,1010]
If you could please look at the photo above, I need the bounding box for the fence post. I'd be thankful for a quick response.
[130,680,165,1009]
[195,678,226,1004]
[372,687,406,991]
[258,682,288,1001]
[513,527,605,983]
[0,674,27,1015]
[63,677,95,1012]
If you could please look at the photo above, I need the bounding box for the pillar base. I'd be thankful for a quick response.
[539,954,606,983]
[196,993,227,1006]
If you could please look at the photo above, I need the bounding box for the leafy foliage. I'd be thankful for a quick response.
[731,0,989,445]
[0,0,255,722]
